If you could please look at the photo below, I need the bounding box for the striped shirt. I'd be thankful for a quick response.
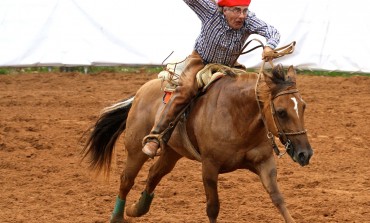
[184,0,280,66]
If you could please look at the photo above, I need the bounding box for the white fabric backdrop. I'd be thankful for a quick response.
[0,0,369,73]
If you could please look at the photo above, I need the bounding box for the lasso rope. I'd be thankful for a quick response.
[233,39,296,68]
[254,40,297,157]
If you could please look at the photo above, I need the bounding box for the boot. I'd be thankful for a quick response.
[142,51,204,158]
[141,94,183,159]
[142,140,160,159]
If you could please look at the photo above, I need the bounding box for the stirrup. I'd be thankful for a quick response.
[142,134,161,147]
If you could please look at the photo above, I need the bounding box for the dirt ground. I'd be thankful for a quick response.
[0,70,369,223]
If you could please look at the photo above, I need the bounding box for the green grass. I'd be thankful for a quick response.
[296,69,370,77]
[0,66,164,75]
[87,66,163,74]
[0,68,10,75]
[0,66,368,77]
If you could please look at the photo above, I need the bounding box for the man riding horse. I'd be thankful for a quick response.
[142,0,281,158]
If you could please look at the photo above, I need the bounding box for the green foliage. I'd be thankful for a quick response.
[87,66,163,74]
[0,68,9,75]
[0,66,164,74]
[0,66,368,76]
[296,69,370,77]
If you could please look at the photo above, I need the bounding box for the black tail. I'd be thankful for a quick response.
[82,96,134,174]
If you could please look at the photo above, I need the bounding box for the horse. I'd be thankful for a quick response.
[82,63,313,223]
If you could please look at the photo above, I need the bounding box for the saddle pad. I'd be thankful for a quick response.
[196,64,239,90]
[158,62,249,92]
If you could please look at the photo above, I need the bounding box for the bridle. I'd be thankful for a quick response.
[269,88,307,157]
[255,67,307,158]
[251,41,306,157]
[234,39,306,157]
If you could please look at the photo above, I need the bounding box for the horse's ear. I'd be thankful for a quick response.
[285,65,297,83]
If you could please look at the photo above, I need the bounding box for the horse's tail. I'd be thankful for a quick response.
[82,96,134,175]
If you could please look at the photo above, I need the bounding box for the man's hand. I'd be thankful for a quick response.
[262,46,274,61]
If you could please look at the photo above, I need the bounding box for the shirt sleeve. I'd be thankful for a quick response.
[245,10,280,49]
[183,0,218,23]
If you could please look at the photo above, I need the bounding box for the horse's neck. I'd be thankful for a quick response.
[212,76,262,124]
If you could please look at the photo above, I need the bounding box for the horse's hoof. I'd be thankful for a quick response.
[126,191,154,217]
[126,202,150,217]
[110,215,124,223]
[125,203,139,217]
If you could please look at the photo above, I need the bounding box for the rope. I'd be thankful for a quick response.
[232,40,296,67]
[254,41,298,157]
[264,41,296,60]
[254,62,282,157]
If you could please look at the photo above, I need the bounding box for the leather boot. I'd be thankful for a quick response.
[142,51,204,158]
[142,141,160,159]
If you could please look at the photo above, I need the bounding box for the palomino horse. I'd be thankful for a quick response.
[82,64,313,223]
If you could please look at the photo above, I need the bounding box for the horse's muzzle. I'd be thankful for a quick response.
[297,149,313,166]
[287,145,313,166]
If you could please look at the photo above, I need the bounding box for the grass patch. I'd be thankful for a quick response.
[0,66,368,77]
[0,68,9,75]
[0,66,164,75]
[296,69,370,77]
[87,66,163,74]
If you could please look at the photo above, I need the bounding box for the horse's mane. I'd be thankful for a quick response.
[257,64,296,103]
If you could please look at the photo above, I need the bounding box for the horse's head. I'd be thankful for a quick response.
[261,64,313,166]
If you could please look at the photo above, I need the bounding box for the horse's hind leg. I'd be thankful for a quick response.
[110,149,148,223]
[257,156,295,223]
[126,147,182,217]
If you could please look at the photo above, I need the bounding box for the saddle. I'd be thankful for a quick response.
[157,62,253,161]
[158,61,249,103]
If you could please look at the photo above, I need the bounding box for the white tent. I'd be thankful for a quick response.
[0,0,369,73]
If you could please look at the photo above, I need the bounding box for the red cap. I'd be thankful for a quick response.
[217,0,251,7]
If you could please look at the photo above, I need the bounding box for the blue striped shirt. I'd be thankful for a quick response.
[184,0,280,66]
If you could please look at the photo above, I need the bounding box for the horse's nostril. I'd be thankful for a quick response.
[298,152,307,163]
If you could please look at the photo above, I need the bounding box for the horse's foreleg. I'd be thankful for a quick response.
[202,159,220,223]
[125,147,182,217]
[110,150,148,223]
[257,156,295,223]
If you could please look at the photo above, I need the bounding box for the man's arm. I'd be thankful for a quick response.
[246,10,280,49]
[183,0,218,23]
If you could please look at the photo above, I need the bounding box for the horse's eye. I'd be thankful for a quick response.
[276,109,287,119]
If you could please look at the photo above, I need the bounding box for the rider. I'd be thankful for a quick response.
[142,0,280,158]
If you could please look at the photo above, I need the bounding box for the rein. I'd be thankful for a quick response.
[254,41,307,158]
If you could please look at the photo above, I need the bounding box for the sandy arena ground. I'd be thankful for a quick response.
[0,70,369,223]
